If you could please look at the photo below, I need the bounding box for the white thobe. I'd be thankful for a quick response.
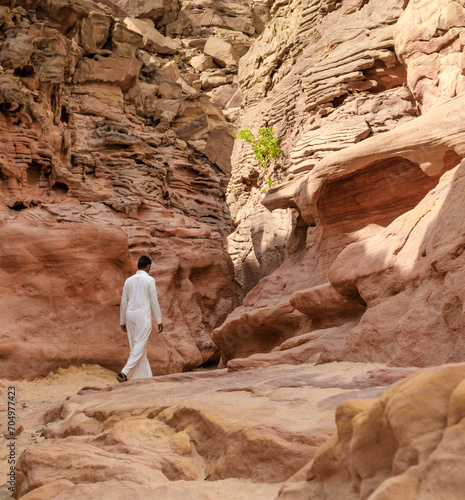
[120,270,162,380]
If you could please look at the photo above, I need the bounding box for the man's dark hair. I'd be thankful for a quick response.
[138,255,152,269]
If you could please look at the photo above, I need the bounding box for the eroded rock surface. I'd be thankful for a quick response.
[214,0,465,369]
[10,362,409,499]
[226,0,416,301]
[277,363,465,500]
[0,0,266,378]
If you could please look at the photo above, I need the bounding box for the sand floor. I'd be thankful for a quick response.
[0,365,118,494]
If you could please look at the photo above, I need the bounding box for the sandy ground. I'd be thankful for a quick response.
[0,365,118,494]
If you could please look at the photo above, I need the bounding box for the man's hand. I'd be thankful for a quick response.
[158,323,164,333]
[121,325,127,333]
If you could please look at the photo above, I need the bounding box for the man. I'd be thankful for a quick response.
[117,255,163,382]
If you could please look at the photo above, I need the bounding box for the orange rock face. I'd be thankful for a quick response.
[213,0,465,371]
[0,220,130,379]
[0,0,260,378]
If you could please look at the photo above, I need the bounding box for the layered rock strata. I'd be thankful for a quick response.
[226,0,416,300]
[0,0,267,378]
[214,0,465,369]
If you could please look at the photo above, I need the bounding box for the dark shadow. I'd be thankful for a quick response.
[52,182,69,195]
[317,155,456,234]
[26,162,43,185]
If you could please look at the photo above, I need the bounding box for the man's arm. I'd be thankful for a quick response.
[120,282,128,332]
[148,278,163,332]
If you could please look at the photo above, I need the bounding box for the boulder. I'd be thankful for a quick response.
[152,60,181,84]
[208,84,238,109]
[203,122,235,173]
[73,55,143,92]
[0,34,36,70]
[199,69,235,90]
[189,53,216,72]
[113,18,180,55]
[116,0,175,23]
[203,36,240,69]
[173,96,226,140]
[80,12,113,54]
[278,363,465,500]
[158,80,182,99]
[181,0,255,36]
[165,10,193,37]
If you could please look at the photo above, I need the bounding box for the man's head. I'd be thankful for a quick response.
[138,255,152,270]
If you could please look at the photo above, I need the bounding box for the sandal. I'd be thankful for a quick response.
[116,372,128,383]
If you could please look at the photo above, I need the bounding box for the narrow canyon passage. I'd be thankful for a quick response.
[2,0,465,498]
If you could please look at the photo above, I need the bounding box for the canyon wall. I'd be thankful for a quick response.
[1,0,464,377]
[0,0,270,378]
[4,1,465,499]
[214,0,465,370]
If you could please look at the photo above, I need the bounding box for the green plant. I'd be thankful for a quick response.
[235,126,281,191]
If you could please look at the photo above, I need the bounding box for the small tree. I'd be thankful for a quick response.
[235,126,281,192]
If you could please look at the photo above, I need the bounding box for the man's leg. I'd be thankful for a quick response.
[121,316,152,379]
[129,347,152,379]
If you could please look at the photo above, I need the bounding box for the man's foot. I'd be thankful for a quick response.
[116,372,128,383]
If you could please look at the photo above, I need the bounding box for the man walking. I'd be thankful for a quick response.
[117,255,163,382]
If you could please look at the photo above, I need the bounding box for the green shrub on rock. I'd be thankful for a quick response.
[235,126,281,192]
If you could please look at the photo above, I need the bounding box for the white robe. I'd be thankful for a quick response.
[120,270,162,379]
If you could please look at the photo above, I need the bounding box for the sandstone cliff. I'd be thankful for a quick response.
[3,0,465,499]
[0,0,266,378]
[214,0,465,370]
